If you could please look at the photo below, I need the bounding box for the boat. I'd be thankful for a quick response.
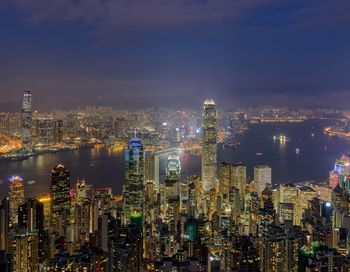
[295,148,300,154]
[273,135,288,142]
[256,152,263,156]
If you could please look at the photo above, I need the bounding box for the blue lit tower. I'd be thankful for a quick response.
[123,137,145,224]
[202,99,217,192]
[21,90,32,147]
[51,164,71,235]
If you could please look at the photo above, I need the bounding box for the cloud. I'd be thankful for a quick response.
[4,0,277,33]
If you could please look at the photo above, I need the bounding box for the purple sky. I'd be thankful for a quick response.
[1,0,350,110]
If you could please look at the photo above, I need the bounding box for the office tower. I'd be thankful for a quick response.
[37,194,51,231]
[220,162,246,203]
[18,199,44,232]
[220,162,231,196]
[75,179,92,203]
[21,90,32,147]
[278,183,298,225]
[97,213,116,253]
[51,164,71,235]
[231,163,247,197]
[145,152,160,194]
[92,187,113,232]
[109,224,143,272]
[229,187,241,226]
[74,203,91,244]
[298,186,317,224]
[123,136,145,224]
[254,165,272,196]
[202,99,217,192]
[165,155,181,199]
[145,180,157,207]
[0,198,9,251]
[12,231,38,272]
[8,176,25,228]
[18,198,46,262]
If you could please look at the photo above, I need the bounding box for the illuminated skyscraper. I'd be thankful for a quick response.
[50,164,71,235]
[12,231,38,272]
[202,99,217,192]
[8,176,25,228]
[219,162,246,203]
[254,165,272,196]
[145,152,160,194]
[21,90,32,147]
[18,198,46,262]
[123,137,145,224]
[164,155,181,198]
[92,187,113,232]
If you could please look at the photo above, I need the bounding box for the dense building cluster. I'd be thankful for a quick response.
[1,97,350,271]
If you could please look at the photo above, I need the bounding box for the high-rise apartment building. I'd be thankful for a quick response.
[12,231,38,272]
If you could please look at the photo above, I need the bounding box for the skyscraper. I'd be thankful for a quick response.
[21,90,32,147]
[166,155,181,181]
[12,231,39,272]
[50,164,71,235]
[0,198,9,251]
[8,176,25,228]
[219,162,246,202]
[109,224,143,272]
[18,198,46,262]
[202,99,217,192]
[123,137,145,224]
[254,165,272,196]
[145,152,160,194]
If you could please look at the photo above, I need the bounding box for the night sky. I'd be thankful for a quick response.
[1,1,350,110]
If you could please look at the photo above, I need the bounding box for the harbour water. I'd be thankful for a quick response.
[0,119,349,198]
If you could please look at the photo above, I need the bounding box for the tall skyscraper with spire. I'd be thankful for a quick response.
[21,90,32,147]
[123,136,145,224]
[202,99,217,192]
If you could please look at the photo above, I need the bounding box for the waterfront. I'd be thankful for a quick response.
[0,119,349,198]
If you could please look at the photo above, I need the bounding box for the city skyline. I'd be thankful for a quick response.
[1,1,350,271]
[1,2,350,110]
